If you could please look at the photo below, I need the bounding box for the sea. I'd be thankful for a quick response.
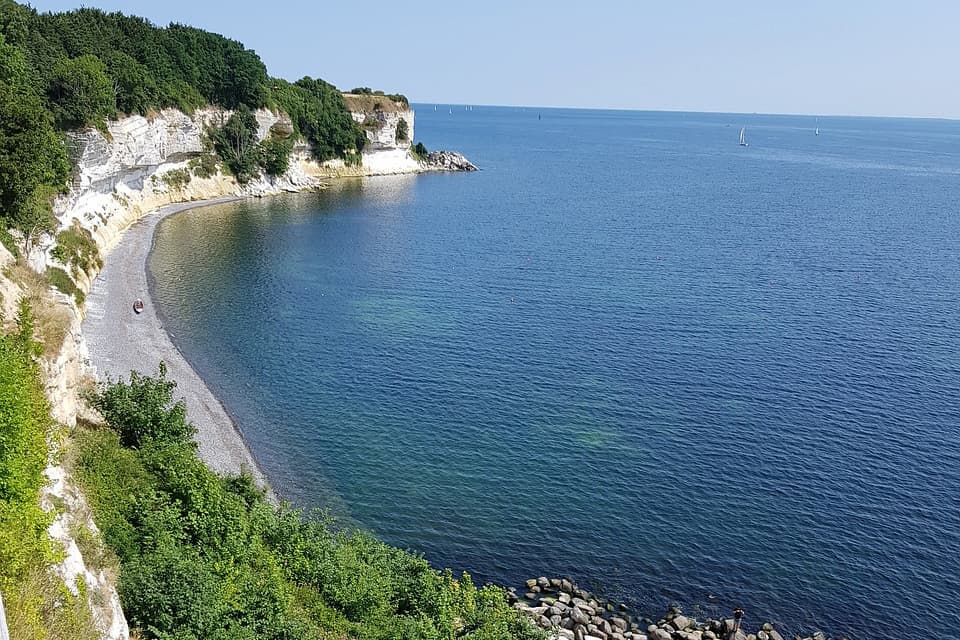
[149,106,960,639]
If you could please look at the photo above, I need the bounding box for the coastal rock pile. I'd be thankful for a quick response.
[424,150,478,171]
[510,578,844,640]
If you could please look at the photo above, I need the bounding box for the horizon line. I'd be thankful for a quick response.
[407,101,960,122]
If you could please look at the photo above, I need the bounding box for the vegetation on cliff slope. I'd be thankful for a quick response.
[0,0,366,232]
[73,366,544,640]
[0,301,97,640]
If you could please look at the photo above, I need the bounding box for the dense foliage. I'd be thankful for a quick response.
[0,0,365,231]
[0,301,97,639]
[350,86,410,106]
[75,368,545,640]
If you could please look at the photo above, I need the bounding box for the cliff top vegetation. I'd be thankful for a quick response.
[0,0,366,239]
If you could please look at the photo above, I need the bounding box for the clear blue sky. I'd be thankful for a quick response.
[31,0,960,118]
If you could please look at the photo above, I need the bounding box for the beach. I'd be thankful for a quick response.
[82,197,272,494]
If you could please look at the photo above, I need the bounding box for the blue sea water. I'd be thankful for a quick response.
[150,107,960,639]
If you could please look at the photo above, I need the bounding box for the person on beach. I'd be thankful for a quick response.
[133,298,144,314]
[733,607,744,632]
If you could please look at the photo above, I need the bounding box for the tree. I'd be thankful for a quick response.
[212,106,260,184]
[259,135,292,178]
[0,35,69,235]
[102,50,156,115]
[47,54,115,128]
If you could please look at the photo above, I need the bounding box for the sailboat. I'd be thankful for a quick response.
[815,126,820,136]
[738,127,748,147]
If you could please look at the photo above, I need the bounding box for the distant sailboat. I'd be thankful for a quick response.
[738,127,748,147]
[434,105,437,111]
[815,126,820,136]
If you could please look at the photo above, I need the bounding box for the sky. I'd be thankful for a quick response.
[29,0,960,118]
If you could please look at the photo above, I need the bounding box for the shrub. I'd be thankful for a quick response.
[90,362,195,449]
[160,168,192,191]
[50,222,102,279]
[412,142,428,162]
[395,118,409,142]
[46,267,84,305]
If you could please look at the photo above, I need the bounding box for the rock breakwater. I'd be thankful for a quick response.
[511,577,845,640]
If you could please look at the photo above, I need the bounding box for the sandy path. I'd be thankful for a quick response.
[82,197,272,493]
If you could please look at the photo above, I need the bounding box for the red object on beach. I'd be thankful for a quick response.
[133,299,144,314]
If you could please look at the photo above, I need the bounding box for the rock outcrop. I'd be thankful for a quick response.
[425,150,479,172]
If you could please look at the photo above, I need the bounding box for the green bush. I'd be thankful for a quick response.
[259,135,293,177]
[50,222,102,278]
[396,118,409,142]
[0,301,97,640]
[412,142,428,162]
[90,362,195,449]
[74,367,546,640]
[160,168,192,191]
[46,266,84,305]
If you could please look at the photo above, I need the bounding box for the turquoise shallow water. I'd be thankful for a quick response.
[151,108,960,639]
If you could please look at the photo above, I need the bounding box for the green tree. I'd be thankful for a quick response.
[259,135,293,177]
[102,50,157,115]
[47,54,115,128]
[212,106,260,184]
[0,35,69,235]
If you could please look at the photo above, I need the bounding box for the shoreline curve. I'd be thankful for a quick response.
[82,196,275,499]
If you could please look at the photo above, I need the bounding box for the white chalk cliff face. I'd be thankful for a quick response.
[42,103,430,268]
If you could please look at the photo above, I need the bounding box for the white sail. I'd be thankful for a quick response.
[739,127,747,146]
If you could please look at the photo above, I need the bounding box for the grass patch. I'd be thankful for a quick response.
[3,261,72,358]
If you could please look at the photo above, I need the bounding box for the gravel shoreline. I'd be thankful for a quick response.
[82,197,273,496]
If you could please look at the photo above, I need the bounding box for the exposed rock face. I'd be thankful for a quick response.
[425,150,478,172]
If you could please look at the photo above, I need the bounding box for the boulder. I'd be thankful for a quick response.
[672,615,692,631]
[768,631,784,640]
[559,592,573,604]
[537,577,550,589]
[526,579,538,589]
[551,578,563,588]
[551,615,563,627]
[649,629,672,640]
[611,617,629,631]
[561,579,574,593]
[571,607,592,626]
